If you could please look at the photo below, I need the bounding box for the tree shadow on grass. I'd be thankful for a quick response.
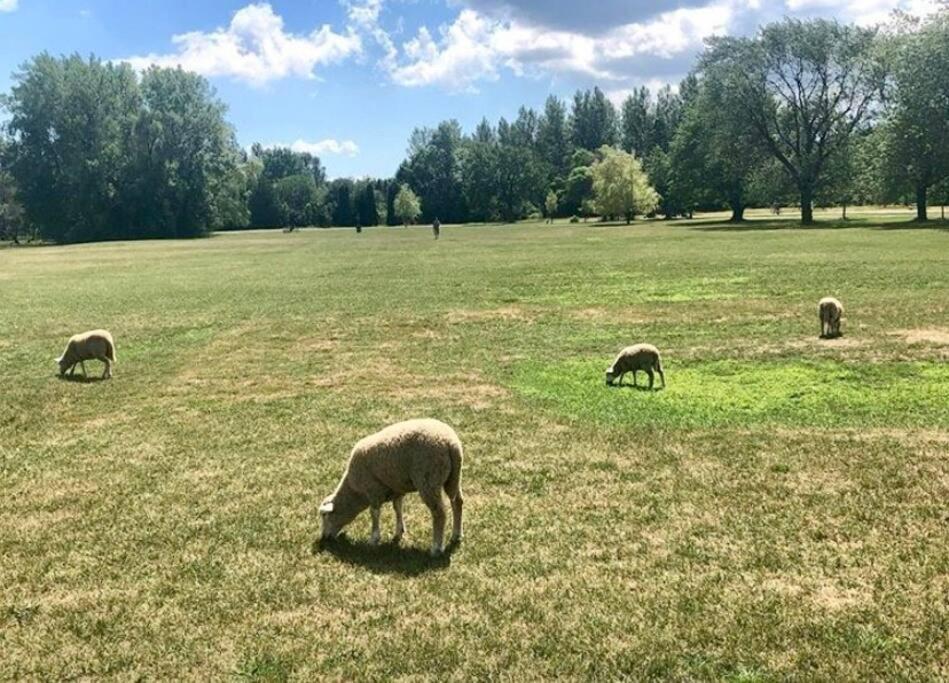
[311,535,459,576]
[690,218,949,232]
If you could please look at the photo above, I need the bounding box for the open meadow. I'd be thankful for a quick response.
[1,209,948,680]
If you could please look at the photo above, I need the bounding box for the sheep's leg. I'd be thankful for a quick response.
[392,496,405,542]
[80,361,88,377]
[102,358,111,379]
[369,505,382,545]
[646,369,655,390]
[450,491,464,544]
[657,366,666,389]
[631,370,637,387]
[68,363,76,377]
[419,487,447,556]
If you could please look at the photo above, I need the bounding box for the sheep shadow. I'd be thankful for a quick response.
[57,374,109,384]
[610,383,662,392]
[312,535,459,576]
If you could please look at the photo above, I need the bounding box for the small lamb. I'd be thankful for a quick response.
[319,418,464,557]
[819,297,843,338]
[56,330,116,379]
[606,343,666,389]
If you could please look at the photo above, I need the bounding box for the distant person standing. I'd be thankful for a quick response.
[432,217,441,240]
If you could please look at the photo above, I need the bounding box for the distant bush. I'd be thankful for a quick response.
[569,215,580,223]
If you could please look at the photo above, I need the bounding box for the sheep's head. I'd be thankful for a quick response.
[605,368,617,386]
[55,356,68,376]
[318,486,365,540]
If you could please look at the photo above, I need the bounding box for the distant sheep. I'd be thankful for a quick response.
[606,343,665,389]
[819,297,843,338]
[56,330,116,379]
[319,418,464,557]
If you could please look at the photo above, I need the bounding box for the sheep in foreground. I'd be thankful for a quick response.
[819,297,843,338]
[319,418,464,557]
[56,330,116,379]
[606,343,665,389]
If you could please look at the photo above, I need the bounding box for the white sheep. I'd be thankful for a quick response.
[56,330,116,379]
[606,343,666,389]
[819,297,843,338]
[319,418,464,557]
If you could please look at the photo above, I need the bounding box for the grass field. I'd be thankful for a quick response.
[1,209,948,680]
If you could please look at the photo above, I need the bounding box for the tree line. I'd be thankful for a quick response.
[1,10,947,243]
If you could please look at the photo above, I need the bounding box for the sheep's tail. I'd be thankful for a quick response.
[444,441,463,501]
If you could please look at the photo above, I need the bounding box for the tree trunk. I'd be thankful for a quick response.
[842,203,847,220]
[728,191,745,222]
[915,184,928,221]
[800,185,814,225]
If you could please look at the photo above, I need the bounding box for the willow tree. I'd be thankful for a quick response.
[591,147,660,223]
[394,184,421,226]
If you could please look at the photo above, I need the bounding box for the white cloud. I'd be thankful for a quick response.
[0,0,19,13]
[345,0,399,70]
[121,3,361,86]
[266,139,360,157]
[785,0,943,25]
[385,2,736,91]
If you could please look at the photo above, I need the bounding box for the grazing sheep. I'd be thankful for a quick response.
[56,330,116,379]
[319,418,464,557]
[606,343,665,389]
[819,297,843,338]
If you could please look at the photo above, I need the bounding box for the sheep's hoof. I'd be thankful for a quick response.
[369,534,381,546]
[430,546,445,558]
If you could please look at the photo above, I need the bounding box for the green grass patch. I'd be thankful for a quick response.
[512,359,949,428]
[1,212,948,679]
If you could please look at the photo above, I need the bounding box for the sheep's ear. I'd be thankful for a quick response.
[319,501,334,513]
[54,357,62,363]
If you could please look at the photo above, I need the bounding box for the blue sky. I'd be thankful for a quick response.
[0,0,939,178]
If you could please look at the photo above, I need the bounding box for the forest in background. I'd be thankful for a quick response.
[0,10,947,243]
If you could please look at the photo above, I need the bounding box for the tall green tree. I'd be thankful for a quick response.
[670,73,765,221]
[329,178,355,226]
[131,66,241,238]
[651,85,682,152]
[0,169,26,243]
[537,96,571,180]
[702,19,883,224]
[460,137,500,222]
[355,181,380,226]
[562,149,597,217]
[879,9,949,220]
[273,174,321,228]
[620,87,653,157]
[248,145,327,228]
[495,144,544,222]
[397,120,466,223]
[570,87,617,151]
[5,54,140,242]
